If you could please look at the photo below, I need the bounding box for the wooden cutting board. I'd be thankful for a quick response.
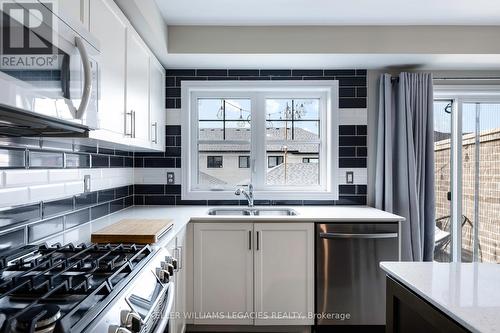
[91,219,173,244]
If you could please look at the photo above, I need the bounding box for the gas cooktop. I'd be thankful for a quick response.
[0,242,155,333]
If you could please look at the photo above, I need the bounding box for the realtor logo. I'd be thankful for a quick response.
[0,0,59,69]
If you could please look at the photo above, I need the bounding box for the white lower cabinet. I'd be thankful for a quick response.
[193,222,314,326]
[167,227,188,333]
[193,223,254,325]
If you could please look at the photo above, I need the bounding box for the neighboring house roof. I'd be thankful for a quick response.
[199,127,319,153]
[266,163,319,185]
[199,171,227,185]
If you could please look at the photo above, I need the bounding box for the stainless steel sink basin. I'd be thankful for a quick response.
[207,208,251,215]
[252,208,297,216]
[207,208,297,216]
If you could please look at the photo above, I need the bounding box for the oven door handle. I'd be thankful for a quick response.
[152,283,175,333]
[319,232,398,239]
[73,36,92,120]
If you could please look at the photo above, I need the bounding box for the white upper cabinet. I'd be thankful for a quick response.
[149,56,166,150]
[254,223,314,325]
[194,223,254,325]
[89,0,127,137]
[56,0,89,29]
[125,30,151,145]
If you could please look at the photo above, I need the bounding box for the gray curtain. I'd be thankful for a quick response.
[374,72,435,261]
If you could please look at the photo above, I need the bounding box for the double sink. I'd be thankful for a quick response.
[207,207,298,216]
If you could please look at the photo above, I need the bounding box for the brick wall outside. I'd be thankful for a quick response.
[434,129,500,263]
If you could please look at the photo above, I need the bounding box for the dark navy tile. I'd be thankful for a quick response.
[99,147,114,155]
[207,200,240,206]
[238,76,270,80]
[65,153,90,168]
[356,185,367,195]
[339,147,356,157]
[175,136,182,146]
[271,76,302,80]
[166,125,181,136]
[165,185,181,194]
[260,69,291,76]
[175,158,182,168]
[175,98,182,108]
[292,69,323,76]
[176,76,207,86]
[165,147,181,157]
[339,87,356,98]
[166,99,176,108]
[144,157,175,168]
[207,76,238,81]
[357,147,367,157]
[75,192,98,209]
[90,203,109,220]
[98,189,115,203]
[324,69,356,76]
[196,69,228,76]
[0,229,25,251]
[303,76,335,80]
[0,204,41,229]
[115,186,129,199]
[356,69,367,76]
[336,195,367,205]
[166,87,181,98]
[124,157,133,167]
[356,125,367,135]
[135,185,165,195]
[73,144,97,154]
[28,216,64,242]
[134,195,144,205]
[166,69,196,76]
[339,98,367,108]
[339,125,356,135]
[338,76,367,86]
[110,156,124,167]
[271,200,303,205]
[339,158,367,168]
[356,87,367,97]
[253,200,271,206]
[110,199,124,213]
[303,200,336,206]
[144,195,176,205]
[91,154,109,168]
[339,185,356,195]
[176,197,207,205]
[43,198,73,218]
[339,136,367,146]
[166,136,176,146]
[166,76,175,87]
[229,69,259,76]
[124,196,133,207]
[29,151,64,168]
[0,148,26,168]
[114,150,130,156]
[134,158,144,168]
[65,209,90,228]
[134,151,165,157]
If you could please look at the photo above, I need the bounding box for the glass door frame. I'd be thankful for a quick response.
[434,85,500,262]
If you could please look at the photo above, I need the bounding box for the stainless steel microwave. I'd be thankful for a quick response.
[0,0,100,136]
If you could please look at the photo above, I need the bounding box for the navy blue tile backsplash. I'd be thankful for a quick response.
[134,67,369,207]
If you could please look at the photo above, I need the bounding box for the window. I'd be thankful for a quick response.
[239,156,250,168]
[267,156,284,168]
[434,85,500,263]
[207,156,223,168]
[182,81,338,200]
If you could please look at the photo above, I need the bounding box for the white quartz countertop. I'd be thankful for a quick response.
[90,205,403,245]
[380,262,500,333]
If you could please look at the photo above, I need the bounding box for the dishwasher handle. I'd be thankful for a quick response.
[319,232,398,239]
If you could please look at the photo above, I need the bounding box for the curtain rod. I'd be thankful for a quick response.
[391,76,500,82]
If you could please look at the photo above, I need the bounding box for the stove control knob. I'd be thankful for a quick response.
[157,268,170,283]
[161,261,175,276]
[108,325,131,333]
[171,258,178,270]
[120,310,142,332]
[164,255,178,270]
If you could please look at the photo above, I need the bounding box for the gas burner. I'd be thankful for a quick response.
[14,304,61,333]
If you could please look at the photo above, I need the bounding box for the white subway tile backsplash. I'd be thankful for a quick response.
[48,169,80,182]
[134,168,181,184]
[65,181,84,196]
[3,169,48,187]
[0,187,29,206]
[337,168,368,185]
[339,108,367,125]
[29,183,65,202]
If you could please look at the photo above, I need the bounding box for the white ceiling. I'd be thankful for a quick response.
[155,0,500,25]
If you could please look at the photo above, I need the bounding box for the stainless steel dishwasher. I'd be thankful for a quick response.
[316,223,399,327]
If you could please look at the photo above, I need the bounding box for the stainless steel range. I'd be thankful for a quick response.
[0,242,176,333]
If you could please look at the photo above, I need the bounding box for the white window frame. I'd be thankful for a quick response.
[181,81,339,200]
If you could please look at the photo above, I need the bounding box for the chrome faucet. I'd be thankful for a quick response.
[235,184,254,207]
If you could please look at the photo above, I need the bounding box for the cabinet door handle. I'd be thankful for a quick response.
[125,111,133,137]
[132,110,136,138]
[256,231,260,251]
[152,122,158,143]
[248,230,252,250]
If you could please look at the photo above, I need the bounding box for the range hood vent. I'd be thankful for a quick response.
[0,105,89,138]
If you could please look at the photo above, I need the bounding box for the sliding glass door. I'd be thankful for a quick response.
[433,88,500,263]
